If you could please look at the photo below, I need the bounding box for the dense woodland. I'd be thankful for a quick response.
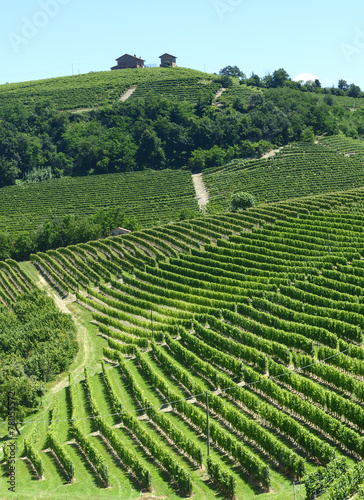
[0,68,364,189]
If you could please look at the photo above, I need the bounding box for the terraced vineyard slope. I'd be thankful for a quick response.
[319,135,364,158]
[215,83,263,105]
[0,169,199,235]
[2,188,364,499]
[130,77,221,103]
[0,67,221,111]
[203,142,364,211]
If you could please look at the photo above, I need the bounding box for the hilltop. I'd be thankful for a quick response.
[0,67,221,111]
[1,66,364,193]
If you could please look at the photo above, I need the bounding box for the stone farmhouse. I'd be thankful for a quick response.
[111,54,145,70]
[111,53,177,70]
[159,53,177,67]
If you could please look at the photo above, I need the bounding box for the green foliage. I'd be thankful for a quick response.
[207,457,236,498]
[229,191,256,212]
[24,438,43,477]
[204,141,364,208]
[301,127,316,142]
[0,169,198,241]
[219,65,246,80]
[303,457,349,499]
[328,461,364,500]
[0,289,77,424]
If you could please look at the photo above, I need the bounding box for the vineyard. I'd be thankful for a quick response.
[0,67,221,111]
[216,84,263,105]
[327,95,364,109]
[320,135,364,159]
[4,139,364,237]
[1,187,364,499]
[203,141,364,211]
[0,169,198,235]
[130,78,222,103]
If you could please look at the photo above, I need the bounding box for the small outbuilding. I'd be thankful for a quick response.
[111,227,131,236]
[159,53,177,68]
[111,54,145,70]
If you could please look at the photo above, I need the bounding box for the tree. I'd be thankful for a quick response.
[245,73,261,87]
[271,68,290,88]
[324,95,334,106]
[338,79,349,91]
[229,192,256,212]
[218,75,234,88]
[219,66,246,80]
[136,128,165,169]
[301,127,315,143]
[347,84,361,98]
[314,79,321,88]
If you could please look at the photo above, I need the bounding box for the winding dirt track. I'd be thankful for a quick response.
[35,272,94,393]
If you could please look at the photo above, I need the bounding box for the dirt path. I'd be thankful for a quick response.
[119,85,137,101]
[212,87,226,106]
[192,172,209,211]
[261,147,282,159]
[34,271,95,393]
[69,107,95,114]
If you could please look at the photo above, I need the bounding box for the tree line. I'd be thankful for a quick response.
[0,206,139,262]
[219,65,364,97]
[0,290,78,431]
[1,73,364,188]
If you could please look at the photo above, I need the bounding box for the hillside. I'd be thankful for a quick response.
[203,141,364,211]
[2,188,364,499]
[2,139,364,243]
[2,67,364,500]
[0,67,222,111]
[0,169,198,235]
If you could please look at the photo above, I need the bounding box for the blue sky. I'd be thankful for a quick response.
[1,0,364,88]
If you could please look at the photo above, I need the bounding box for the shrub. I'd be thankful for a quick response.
[229,192,256,212]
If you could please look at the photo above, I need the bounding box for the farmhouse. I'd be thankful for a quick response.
[159,53,177,68]
[111,54,145,70]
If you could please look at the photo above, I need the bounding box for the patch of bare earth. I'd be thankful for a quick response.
[261,148,282,159]
[212,87,226,106]
[120,85,137,101]
[192,172,209,211]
